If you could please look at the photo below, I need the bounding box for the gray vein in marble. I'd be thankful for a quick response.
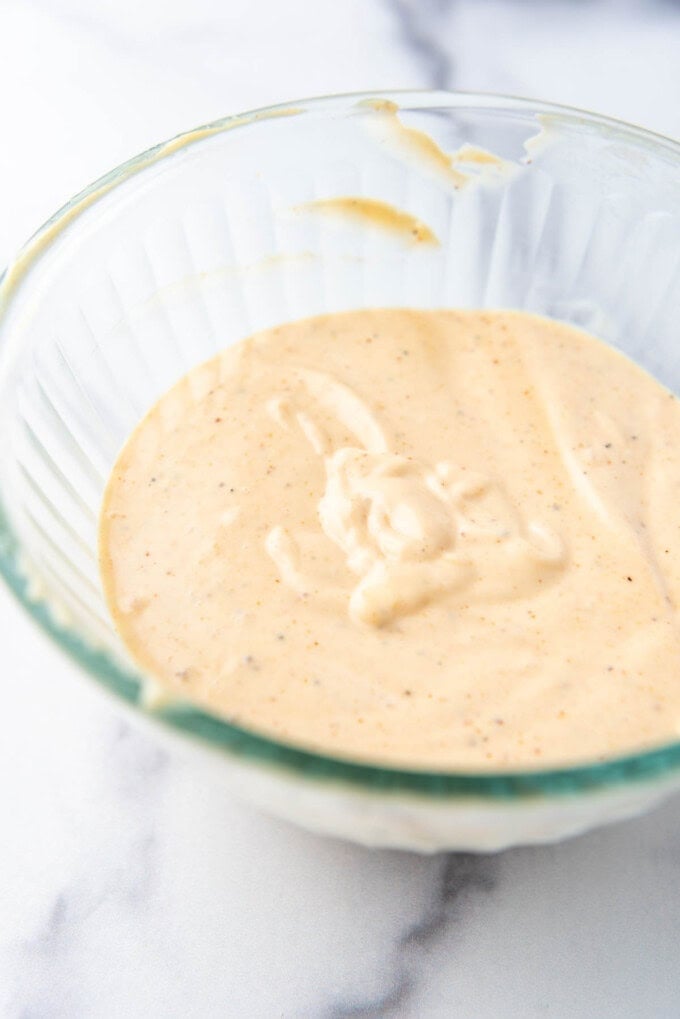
[384,0,456,89]
[326,853,497,1019]
[11,891,101,1018]
[106,718,168,796]
[7,723,168,1019]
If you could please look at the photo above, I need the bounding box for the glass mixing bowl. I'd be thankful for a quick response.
[2,91,680,852]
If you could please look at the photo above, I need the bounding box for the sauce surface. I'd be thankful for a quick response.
[99,309,680,769]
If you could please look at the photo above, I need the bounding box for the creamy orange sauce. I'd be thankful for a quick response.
[99,309,680,769]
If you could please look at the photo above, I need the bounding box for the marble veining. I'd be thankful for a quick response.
[2,0,680,1015]
[327,854,498,1018]
[6,724,168,1016]
[384,0,456,90]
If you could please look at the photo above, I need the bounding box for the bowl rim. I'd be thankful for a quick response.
[3,87,680,800]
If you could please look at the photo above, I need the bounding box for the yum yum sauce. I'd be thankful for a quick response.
[99,309,680,769]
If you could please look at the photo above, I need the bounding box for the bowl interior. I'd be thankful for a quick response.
[2,91,680,790]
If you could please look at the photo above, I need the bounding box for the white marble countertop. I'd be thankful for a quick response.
[2,1,680,1015]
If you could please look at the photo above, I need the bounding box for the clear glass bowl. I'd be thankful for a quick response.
[2,91,680,852]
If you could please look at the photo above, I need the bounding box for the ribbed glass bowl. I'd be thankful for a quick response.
[2,91,680,852]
